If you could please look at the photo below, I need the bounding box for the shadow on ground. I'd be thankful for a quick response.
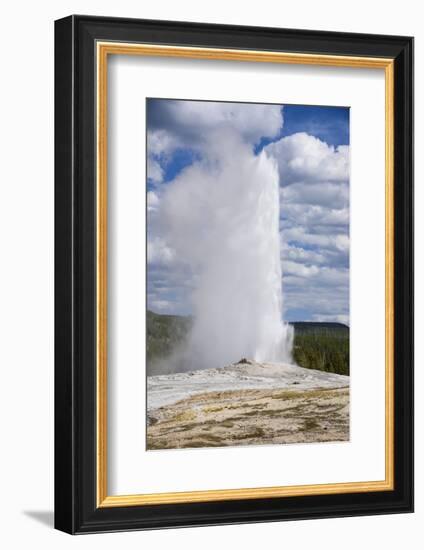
[23,510,54,528]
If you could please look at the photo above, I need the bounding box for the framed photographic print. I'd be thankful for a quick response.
[54,15,414,534]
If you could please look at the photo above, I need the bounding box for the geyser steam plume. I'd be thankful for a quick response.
[159,130,293,370]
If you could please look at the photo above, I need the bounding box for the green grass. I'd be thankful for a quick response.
[293,331,349,376]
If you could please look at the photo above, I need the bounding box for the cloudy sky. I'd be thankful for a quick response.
[146,99,349,325]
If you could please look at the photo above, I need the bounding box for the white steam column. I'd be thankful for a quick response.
[160,130,293,370]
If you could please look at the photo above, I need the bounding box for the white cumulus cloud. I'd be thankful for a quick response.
[266,132,349,184]
[149,99,283,146]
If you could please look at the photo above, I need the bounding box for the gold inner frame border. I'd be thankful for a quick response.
[96,42,394,508]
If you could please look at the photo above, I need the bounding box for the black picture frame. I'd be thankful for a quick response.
[55,14,414,534]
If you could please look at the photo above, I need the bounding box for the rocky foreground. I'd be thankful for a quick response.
[147,361,349,450]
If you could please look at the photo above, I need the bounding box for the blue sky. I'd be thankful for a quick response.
[254,104,349,154]
[146,99,350,324]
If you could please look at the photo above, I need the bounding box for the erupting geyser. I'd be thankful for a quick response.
[159,130,293,370]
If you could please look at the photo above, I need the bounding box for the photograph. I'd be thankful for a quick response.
[50,11,413,536]
[146,98,350,450]
[0,0,418,542]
